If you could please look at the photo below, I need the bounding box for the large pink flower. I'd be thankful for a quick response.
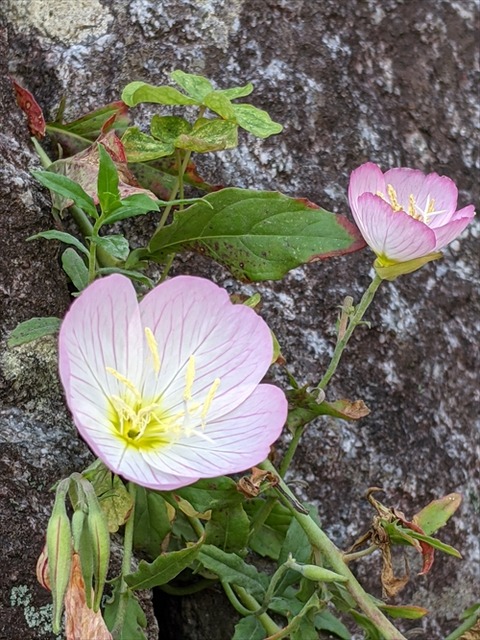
[348,162,475,265]
[59,275,287,490]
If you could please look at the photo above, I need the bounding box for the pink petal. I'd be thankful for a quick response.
[59,275,144,454]
[356,193,437,261]
[432,204,475,250]
[139,276,274,419]
[141,384,287,481]
[385,168,458,227]
[348,162,386,214]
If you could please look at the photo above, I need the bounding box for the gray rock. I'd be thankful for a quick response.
[1,1,478,638]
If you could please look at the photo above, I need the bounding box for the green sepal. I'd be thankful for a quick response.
[374,252,443,280]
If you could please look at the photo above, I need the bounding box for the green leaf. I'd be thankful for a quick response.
[95,235,130,261]
[218,83,254,100]
[125,537,204,590]
[96,267,154,288]
[384,521,462,558]
[134,488,172,559]
[173,476,242,513]
[32,169,98,218]
[102,193,159,225]
[175,119,238,152]
[97,143,120,214]
[203,91,236,120]
[170,70,214,101]
[314,610,351,639]
[198,545,269,600]
[275,517,312,594]
[232,103,283,138]
[205,502,250,553]
[122,127,175,162]
[28,230,89,257]
[232,615,266,640]
[103,580,147,640]
[7,317,61,347]
[349,610,383,640]
[88,469,133,533]
[245,499,292,560]
[61,248,89,291]
[150,115,192,143]
[121,81,199,107]
[400,529,462,558]
[413,493,462,535]
[378,604,428,620]
[148,188,365,282]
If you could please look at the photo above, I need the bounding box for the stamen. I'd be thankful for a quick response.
[145,327,161,374]
[106,367,142,404]
[387,184,402,211]
[201,378,221,427]
[408,194,417,218]
[184,356,196,401]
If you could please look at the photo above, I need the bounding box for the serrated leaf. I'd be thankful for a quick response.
[61,248,89,291]
[97,143,120,214]
[232,103,283,138]
[218,83,254,100]
[413,493,462,535]
[203,91,236,120]
[28,230,89,256]
[205,503,250,553]
[103,580,147,640]
[32,169,98,218]
[378,604,428,620]
[133,487,172,558]
[198,545,269,599]
[7,317,61,347]
[175,119,238,152]
[95,235,130,261]
[170,70,213,101]
[232,615,266,640]
[148,188,365,282]
[150,115,192,143]
[121,81,199,107]
[125,537,204,590]
[122,127,175,162]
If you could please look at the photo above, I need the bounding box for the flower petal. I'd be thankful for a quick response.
[141,384,287,483]
[139,276,274,419]
[348,162,386,215]
[59,275,144,453]
[356,193,437,262]
[432,205,476,250]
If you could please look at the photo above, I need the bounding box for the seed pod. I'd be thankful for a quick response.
[46,479,73,633]
[71,507,95,609]
[84,483,111,612]
[295,563,347,583]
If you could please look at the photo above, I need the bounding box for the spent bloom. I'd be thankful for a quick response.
[59,275,287,490]
[348,162,475,273]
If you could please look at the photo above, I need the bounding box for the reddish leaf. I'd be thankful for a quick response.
[11,78,46,138]
[392,508,435,575]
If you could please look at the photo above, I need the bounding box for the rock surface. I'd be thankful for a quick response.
[1,1,479,638]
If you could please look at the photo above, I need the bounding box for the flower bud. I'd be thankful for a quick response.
[84,482,111,612]
[294,563,347,583]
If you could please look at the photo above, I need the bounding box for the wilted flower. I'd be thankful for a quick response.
[348,162,475,276]
[59,275,287,490]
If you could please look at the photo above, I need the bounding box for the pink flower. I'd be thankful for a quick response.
[59,275,287,490]
[348,162,475,265]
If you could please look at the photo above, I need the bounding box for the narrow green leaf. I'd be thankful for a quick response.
[122,127,175,162]
[96,267,154,288]
[203,91,236,120]
[399,529,462,558]
[413,493,462,535]
[218,83,254,100]
[175,119,238,152]
[103,580,147,640]
[232,615,266,640]
[349,610,383,640]
[150,115,192,143]
[133,488,172,559]
[125,537,204,590]
[148,188,365,282]
[32,170,97,218]
[378,604,428,620]
[170,70,213,101]
[95,235,130,261]
[232,103,283,138]
[121,82,199,107]
[97,143,120,214]
[28,230,89,256]
[7,317,61,347]
[198,545,269,600]
[61,248,89,291]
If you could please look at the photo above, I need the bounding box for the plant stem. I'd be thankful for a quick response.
[111,482,137,640]
[318,273,383,390]
[158,253,175,283]
[279,427,304,477]
[343,545,378,563]
[155,150,193,232]
[248,495,277,540]
[260,460,407,640]
[234,586,282,636]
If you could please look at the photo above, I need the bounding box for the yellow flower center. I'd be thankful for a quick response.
[376,184,447,224]
[106,328,220,452]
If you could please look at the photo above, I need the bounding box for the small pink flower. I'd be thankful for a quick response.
[348,162,475,265]
[59,275,287,490]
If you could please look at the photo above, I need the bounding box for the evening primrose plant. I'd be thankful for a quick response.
[9,71,476,640]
